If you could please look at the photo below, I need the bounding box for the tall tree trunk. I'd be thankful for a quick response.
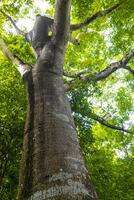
[18,0,98,199]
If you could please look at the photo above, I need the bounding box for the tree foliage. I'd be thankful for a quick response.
[0,0,134,199]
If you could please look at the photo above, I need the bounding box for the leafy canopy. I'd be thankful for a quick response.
[0,0,134,199]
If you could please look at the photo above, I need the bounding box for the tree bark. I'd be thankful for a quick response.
[18,0,98,199]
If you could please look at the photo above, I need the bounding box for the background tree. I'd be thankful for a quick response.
[0,0,134,199]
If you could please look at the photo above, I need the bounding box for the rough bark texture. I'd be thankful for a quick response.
[18,0,98,199]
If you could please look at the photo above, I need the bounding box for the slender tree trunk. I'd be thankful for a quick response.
[18,0,98,199]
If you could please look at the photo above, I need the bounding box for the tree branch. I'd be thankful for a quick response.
[63,68,96,78]
[0,10,38,59]
[65,49,134,89]
[54,0,71,46]
[123,65,134,75]
[0,39,31,77]
[71,3,121,31]
[90,113,133,134]
[85,49,134,82]
[0,10,26,36]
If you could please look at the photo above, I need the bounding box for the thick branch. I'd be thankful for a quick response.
[65,49,134,89]
[0,10,26,36]
[71,3,121,31]
[86,49,134,82]
[0,39,31,77]
[54,0,71,46]
[90,113,133,134]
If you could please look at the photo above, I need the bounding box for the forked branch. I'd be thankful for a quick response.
[85,49,134,82]
[64,49,134,89]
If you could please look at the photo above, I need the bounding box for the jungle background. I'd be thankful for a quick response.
[0,0,134,199]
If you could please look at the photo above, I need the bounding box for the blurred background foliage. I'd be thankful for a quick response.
[0,0,134,199]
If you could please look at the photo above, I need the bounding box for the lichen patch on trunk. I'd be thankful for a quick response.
[28,180,91,200]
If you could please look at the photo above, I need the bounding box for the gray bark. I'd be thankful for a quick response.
[18,0,98,199]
